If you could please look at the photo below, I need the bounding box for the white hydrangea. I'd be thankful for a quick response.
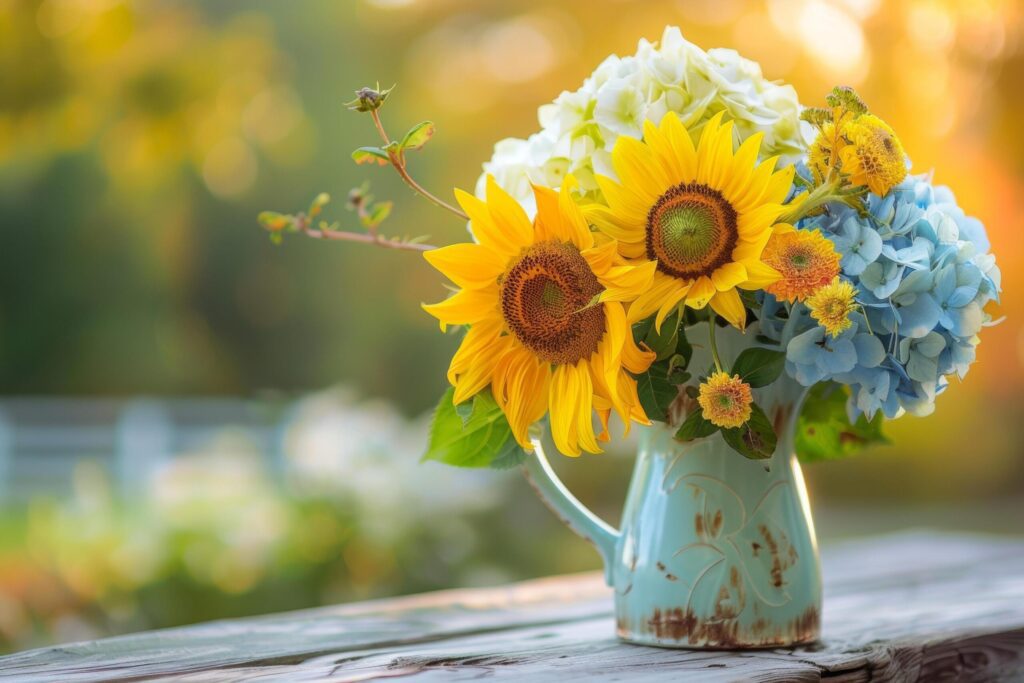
[477,26,810,215]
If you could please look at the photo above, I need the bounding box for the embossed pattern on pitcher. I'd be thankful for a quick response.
[612,405,822,648]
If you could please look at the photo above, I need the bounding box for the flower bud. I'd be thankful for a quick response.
[345,85,392,113]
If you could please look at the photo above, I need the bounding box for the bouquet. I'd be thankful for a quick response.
[262,26,1000,465]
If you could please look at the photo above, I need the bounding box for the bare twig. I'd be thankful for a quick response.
[293,213,436,252]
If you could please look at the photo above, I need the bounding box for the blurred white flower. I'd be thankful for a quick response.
[283,388,509,541]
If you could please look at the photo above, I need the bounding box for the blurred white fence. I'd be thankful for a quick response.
[0,397,294,501]
[0,392,506,522]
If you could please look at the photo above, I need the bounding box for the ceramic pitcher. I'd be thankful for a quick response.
[521,323,822,648]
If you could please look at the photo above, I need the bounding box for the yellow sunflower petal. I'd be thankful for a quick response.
[622,331,656,375]
[738,259,781,290]
[584,205,647,257]
[571,361,601,454]
[493,345,550,451]
[454,188,524,256]
[655,290,685,331]
[422,288,496,331]
[595,407,611,442]
[660,111,698,180]
[738,202,785,239]
[506,354,552,450]
[733,229,774,262]
[618,371,651,430]
[531,183,563,243]
[710,289,747,329]
[600,302,628,402]
[549,364,581,456]
[611,136,671,200]
[721,131,762,200]
[730,156,779,213]
[532,180,593,250]
[643,118,684,185]
[447,318,503,385]
[695,113,733,189]
[485,175,534,248]
[423,243,505,290]
[594,174,651,216]
[686,276,716,309]
[711,261,748,292]
[558,178,594,250]
[628,271,688,326]
[581,237,618,273]
[598,260,657,303]
[452,348,500,404]
[760,163,795,205]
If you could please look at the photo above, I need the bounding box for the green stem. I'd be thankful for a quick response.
[778,178,842,225]
[369,110,469,221]
[858,303,874,336]
[708,314,724,374]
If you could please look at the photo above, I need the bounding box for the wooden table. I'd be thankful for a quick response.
[1,531,1022,682]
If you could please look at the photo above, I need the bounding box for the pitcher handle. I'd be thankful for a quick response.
[521,438,620,585]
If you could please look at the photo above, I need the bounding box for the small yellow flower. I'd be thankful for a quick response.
[762,229,841,303]
[807,277,858,337]
[697,372,753,429]
[839,114,907,196]
[808,117,851,183]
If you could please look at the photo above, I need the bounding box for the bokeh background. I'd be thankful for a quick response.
[0,0,1021,654]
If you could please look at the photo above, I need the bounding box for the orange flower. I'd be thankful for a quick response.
[762,229,841,303]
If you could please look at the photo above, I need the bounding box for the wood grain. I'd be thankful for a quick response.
[0,531,1022,682]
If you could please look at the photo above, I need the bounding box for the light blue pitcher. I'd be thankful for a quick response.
[522,323,822,648]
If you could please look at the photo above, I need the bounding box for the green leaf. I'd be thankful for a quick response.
[632,317,653,345]
[721,403,777,460]
[423,388,527,469]
[401,121,435,152]
[644,311,679,361]
[795,382,889,463]
[362,201,393,228]
[258,211,292,232]
[308,193,331,218]
[489,436,530,470]
[666,355,690,385]
[454,399,474,424]
[675,325,693,363]
[675,407,718,442]
[634,367,677,423]
[351,146,390,166]
[731,348,786,388]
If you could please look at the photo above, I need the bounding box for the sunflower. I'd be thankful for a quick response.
[585,111,793,330]
[423,176,657,456]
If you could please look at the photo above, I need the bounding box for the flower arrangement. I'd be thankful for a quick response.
[260,27,1001,467]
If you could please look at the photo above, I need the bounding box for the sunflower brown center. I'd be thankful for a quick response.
[646,182,738,280]
[500,241,605,365]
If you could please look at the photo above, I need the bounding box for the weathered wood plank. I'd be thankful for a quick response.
[1,531,1022,682]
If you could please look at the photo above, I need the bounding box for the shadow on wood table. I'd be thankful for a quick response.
[1,530,1022,682]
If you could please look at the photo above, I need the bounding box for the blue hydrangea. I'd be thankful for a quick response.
[761,172,1001,420]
